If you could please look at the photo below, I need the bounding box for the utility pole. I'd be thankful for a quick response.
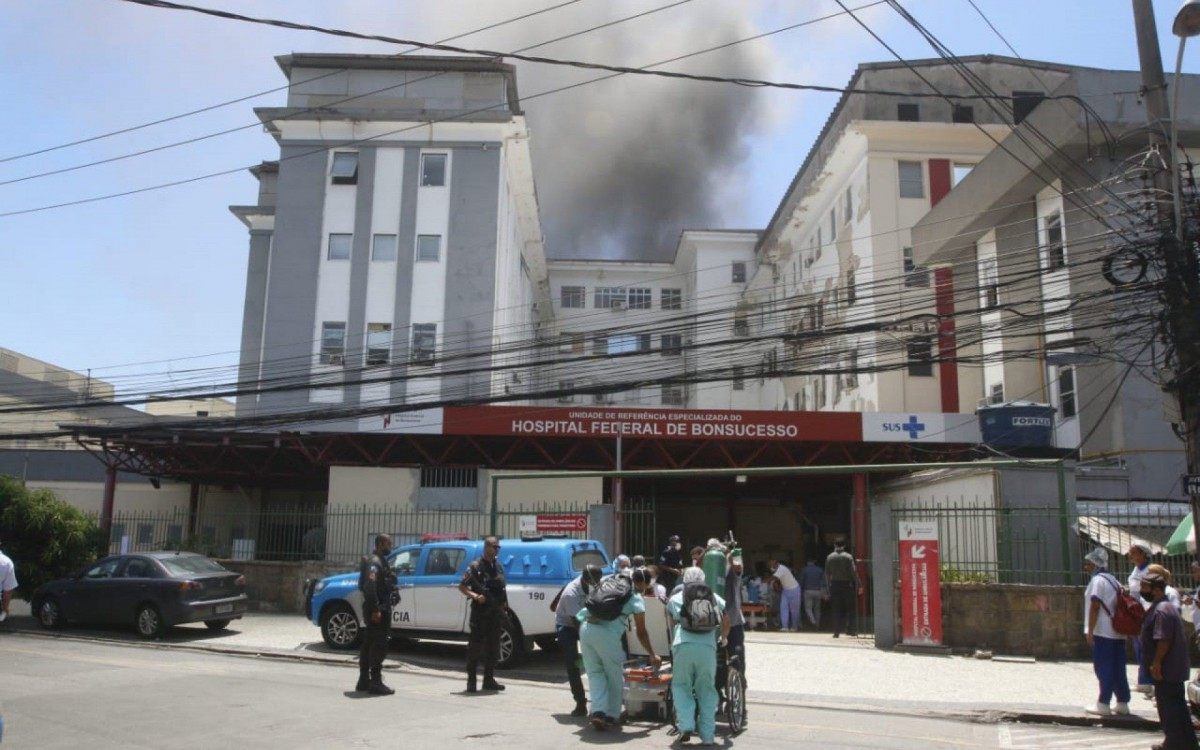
[1132,0,1200,537]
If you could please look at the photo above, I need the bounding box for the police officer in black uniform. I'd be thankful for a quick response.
[357,533,398,696]
[458,535,508,693]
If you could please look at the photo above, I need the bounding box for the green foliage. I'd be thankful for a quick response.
[940,564,994,584]
[0,474,104,601]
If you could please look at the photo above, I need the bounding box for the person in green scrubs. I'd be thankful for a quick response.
[576,578,661,730]
[668,567,731,746]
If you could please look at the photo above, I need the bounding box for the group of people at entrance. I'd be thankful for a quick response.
[552,536,739,745]
[761,542,862,636]
[1082,542,1199,750]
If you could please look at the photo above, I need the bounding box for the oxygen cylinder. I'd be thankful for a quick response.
[702,546,728,597]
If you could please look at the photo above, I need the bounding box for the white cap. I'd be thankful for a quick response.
[1085,547,1108,568]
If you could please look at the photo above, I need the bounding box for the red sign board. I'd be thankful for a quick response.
[442,405,861,443]
[899,521,943,646]
[520,513,588,534]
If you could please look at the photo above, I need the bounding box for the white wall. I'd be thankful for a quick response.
[362,147,404,407]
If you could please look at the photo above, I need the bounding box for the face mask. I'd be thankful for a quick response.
[673,543,681,551]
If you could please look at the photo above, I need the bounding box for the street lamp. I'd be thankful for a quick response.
[1170,0,1200,242]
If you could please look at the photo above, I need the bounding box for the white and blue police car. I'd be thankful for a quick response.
[307,537,610,667]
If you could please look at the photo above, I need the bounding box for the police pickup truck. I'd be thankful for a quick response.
[307,537,610,667]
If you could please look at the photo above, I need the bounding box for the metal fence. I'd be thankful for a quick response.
[104,501,592,564]
[890,498,1194,588]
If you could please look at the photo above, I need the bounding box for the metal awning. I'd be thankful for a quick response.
[1076,515,1166,556]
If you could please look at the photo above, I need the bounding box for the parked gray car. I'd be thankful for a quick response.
[32,551,248,638]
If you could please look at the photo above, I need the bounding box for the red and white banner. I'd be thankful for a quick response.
[519,513,588,534]
[442,405,861,443]
[899,521,943,646]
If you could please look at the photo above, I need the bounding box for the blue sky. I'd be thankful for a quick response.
[0,0,1190,390]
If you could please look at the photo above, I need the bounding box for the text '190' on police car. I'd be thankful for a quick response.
[307,536,610,667]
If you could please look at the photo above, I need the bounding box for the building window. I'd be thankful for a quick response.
[897,103,920,121]
[557,380,576,404]
[989,382,1005,405]
[1012,90,1045,125]
[661,288,682,310]
[609,334,639,354]
[732,262,746,283]
[594,287,627,309]
[592,335,609,356]
[1044,212,1065,270]
[327,233,352,261]
[846,351,859,388]
[1058,366,1077,418]
[366,323,391,366]
[952,163,975,186]
[411,323,436,364]
[593,391,613,405]
[907,336,934,377]
[661,384,685,406]
[815,227,823,259]
[628,288,652,310]
[637,334,653,352]
[844,187,853,222]
[371,234,398,262]
[979,258,999,309]
[732,366,744,391]
[420,467,478,489]
[559,333,585,354]
[903,246,929,288]
[331,152,358,185]
[420,153,447,187]
[560,286,585,308]
[661,334,682,356]
[898,160,924,198]
[845,268,857,306]
[319,322,346,365]
[952,105,975,123]
[829,209,838,242]
[733,316,749,337]
[416,234,441,263]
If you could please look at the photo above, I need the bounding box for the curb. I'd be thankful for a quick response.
[0,628,1166,732]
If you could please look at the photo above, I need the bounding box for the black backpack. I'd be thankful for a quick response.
[584,574,633,622]
[681,582,720,633]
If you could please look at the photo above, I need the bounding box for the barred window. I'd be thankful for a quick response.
[594,287,627,308]
[628,288,652,309]
[661,288,682,310]
[560,286,586,308]
[661,334,683,356]
[420,467,478,488]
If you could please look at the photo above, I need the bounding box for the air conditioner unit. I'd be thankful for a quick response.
[612,300,627,311]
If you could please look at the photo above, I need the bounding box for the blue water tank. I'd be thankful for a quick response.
[977,401,1056,448]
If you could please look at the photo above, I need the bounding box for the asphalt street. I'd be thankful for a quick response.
[0,633,1163,749]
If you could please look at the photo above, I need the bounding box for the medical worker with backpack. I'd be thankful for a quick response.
[668,566,731,746]
[576,572,661,730]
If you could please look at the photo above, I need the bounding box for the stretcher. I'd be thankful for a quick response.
[622,596,747,734]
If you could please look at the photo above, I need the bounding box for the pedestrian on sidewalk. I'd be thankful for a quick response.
[725,553,747,675]
[667,566,730,747]
[1138,570,1199,750]
[356,534,397,696]
[657,535,684,592]
[769,558,801,632]
[614,555,632,577]
[799,558,826,629]
[459,536,509,694]
[550,564,603,717]
[1082,547,1130,717]
[826,541,862,638]
[576,573,660,730]
[1147,564,1183,609]
[1128,541,1153,698]
[0,541,17,624]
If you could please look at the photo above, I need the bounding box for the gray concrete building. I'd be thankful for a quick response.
[230,54,549,431]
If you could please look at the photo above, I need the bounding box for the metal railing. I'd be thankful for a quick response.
[890,497,1194,588]
[103,501,592,564]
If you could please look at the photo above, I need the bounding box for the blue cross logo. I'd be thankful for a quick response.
[903,415,926,439]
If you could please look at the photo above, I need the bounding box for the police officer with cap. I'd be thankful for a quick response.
[658,534,684,591]
[357,533,398,695]
[459,535,508,693]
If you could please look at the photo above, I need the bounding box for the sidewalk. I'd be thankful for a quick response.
[2,602,1162,728]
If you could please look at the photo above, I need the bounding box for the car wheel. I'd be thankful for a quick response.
[496,614,524,669]
[204,619,232,631]
[533,635,559,653]
[36,597,64,629]
[135,603,165,639]
[320,603,361,650]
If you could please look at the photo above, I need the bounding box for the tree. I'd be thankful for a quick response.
[0,475,103,601]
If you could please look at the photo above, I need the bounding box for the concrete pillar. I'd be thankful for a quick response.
[871,498,896,649]
[100,465,117,534]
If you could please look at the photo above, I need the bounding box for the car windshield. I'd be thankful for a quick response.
[572,550,607,571]
[158,556,227,577]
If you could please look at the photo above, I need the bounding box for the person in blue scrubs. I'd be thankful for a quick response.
[576,578,661,730]
[668,567,731,746]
